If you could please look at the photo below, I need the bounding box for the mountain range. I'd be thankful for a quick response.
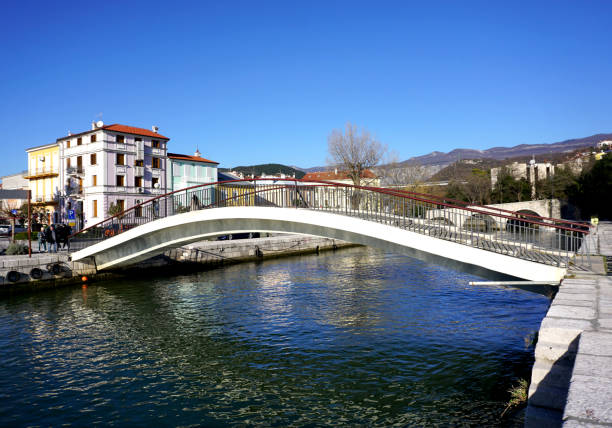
[400,133,611,167]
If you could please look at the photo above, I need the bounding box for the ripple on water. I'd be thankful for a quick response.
[0,247,548,426]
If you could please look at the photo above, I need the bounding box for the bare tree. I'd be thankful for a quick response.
[377,151,427,190]
[327,122,386,186]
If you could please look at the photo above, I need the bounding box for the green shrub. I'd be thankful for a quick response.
[14,232,37,240]
[6,243,29,255]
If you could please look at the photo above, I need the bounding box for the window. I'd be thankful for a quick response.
[66,140,71,148]
[116,175,125,186]
[90,153,97,165]
[116,200,125,212]
[90,134,96,143]
[116,135,125,143]
[184,164,192,177]
[78,178,83,192]
[152,177,159,188]
[152,140,160,148]
[66,158,71,168]
[135,176,142,187]
[77,137,82,146]
[77,156,83,168]
[92,200,98,217]
[116,153,125,165]
[173,164,181,176]
[92,175,97,186]
[134,200,142,217]
[135,159,144,167]
[135,137,142,142]
[152,157,160,169]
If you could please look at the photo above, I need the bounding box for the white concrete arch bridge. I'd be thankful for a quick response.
[69,179,592,282]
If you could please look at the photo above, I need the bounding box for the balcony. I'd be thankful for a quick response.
[151,147,165,156]
[116,165,127,174]
[24,168,59,179]
[135,166,144,176]
[32,194,58,205]
[66,166,85,176]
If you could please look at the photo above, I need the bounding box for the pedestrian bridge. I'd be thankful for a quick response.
[70,179,591,281]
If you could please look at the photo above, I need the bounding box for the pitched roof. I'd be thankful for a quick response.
[302,169,377,181]
[103,124,169,140]
[168,153,219,164]
[57,123,169,140]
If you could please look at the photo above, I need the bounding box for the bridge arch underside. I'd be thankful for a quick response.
[72,207,566,282]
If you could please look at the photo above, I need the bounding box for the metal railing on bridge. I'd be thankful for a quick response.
[69,179,592,269]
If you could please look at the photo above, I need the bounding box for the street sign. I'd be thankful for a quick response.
[10,209,17,216]
[67,209,76,227]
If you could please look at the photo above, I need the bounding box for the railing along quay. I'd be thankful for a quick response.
[69,179,592,268]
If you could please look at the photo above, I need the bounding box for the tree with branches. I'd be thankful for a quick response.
[377,151,427,190]
[327,122,386,186]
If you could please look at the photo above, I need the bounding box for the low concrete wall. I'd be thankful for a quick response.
[0,235,354,295]
[166,235,351,266]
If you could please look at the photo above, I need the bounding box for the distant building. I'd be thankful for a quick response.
[56,122,169,229]
[167,150,218,192]
[302,169,380,187]
[0,170,29,214]
[25,142,61,223]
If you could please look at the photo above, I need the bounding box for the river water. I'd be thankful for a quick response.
[0,247,550,426]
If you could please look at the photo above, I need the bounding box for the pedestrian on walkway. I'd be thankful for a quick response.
[48,225,57,253]
[37,230,46,252]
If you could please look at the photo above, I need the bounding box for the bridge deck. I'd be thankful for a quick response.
[69,179,591,274]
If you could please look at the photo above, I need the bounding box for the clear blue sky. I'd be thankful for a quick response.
[1,0,611,175]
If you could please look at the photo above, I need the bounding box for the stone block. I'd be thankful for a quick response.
[535,341,577,364]
[576,331,612,356]
[547,305,596,320]
[528,382,569,411]
[573,354,612,379]
[539,319,590,345]
[563,374,612,424]
[598,318,612,330]
[563,418,610,427]
[530,361,573,389]
[555,290,597,300]
[553,298,595,308]
[525,405,563,428]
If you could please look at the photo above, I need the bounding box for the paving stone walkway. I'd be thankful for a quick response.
[526,222,612,427]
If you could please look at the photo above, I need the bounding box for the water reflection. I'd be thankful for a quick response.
[0,247,549,426]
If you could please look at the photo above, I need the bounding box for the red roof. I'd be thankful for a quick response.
[57,123,169,140]
[103,124,169,140]
[303,169,377,181]
[168,153,219,164]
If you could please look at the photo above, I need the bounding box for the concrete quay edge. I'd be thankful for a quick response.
[526,222,612,428]
[0,235,354,295]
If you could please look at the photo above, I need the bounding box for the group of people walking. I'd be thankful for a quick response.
[37,224,71,253]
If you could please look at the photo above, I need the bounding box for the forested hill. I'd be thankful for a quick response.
[219,163,306,179]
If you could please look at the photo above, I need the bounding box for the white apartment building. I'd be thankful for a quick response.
[56,121,169,229]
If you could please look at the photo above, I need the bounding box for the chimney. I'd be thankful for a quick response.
[68,131,72,136]
[334,168,337,175]
[152,126,159,133]
[195,148,201,158]
[91,122,96,130]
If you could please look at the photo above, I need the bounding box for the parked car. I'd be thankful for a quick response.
[0,225,26,236]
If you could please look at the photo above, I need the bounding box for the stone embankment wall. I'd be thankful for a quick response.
[165,235,351,266]
[0,235,353,294]
[526,222,612,427]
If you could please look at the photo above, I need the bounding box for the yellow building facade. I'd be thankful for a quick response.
[25,142,60,223]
